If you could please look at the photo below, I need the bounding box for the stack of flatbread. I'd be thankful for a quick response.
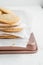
[0,8,27,39]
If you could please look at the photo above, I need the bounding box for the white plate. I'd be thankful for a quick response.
[0,9,31,47]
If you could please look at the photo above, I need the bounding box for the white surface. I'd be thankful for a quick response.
[0,6,43,65]
[0,0,42,6]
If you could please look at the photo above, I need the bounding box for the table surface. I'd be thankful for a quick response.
[0,6,43,65]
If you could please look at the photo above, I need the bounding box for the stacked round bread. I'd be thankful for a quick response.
[0,8,25,38]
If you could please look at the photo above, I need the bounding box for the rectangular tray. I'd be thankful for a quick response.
[0,33,38,54]
[0,9,38,54]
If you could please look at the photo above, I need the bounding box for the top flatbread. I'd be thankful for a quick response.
[0,8,15,14]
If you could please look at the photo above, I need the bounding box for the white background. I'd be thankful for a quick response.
[0,0,43,6]
[0,0,43,65]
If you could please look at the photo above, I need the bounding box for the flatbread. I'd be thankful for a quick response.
[0,34,21,39]
[0,8,15,14]
[0,14,20,25]
[0,27,23,32]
